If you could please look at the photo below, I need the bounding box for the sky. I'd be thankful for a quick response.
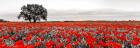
[0,0,140,21]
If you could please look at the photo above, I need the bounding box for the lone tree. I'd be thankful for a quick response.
[18,4,47,22]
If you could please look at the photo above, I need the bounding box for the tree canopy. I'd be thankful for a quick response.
[18,4,47,22]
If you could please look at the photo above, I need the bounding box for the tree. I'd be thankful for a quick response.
[18,4,47,22]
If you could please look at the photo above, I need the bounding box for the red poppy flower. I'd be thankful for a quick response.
[131,40,139,46]
[36,37,44,41]
[14,40,25,48]
[35,42,41,47]
[67,38,71,43]
[7,46,13,48]
[0,43,7,48]
[11,36,16,40]
[73,41,79,45]
[3,35,10,39]
[26,44,34,48]
[46,40,55,48]
[66,43,72,48]
[112,42,122,48]
[99,40,106,46]
[26,35,32,41]
[56,43,64,48]
[57,38,61,42]
[0,38,3,42]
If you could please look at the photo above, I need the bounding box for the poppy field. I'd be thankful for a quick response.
[0,21,140,48]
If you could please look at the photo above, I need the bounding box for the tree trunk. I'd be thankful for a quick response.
[33,20,36,22]
[33,16,36,23]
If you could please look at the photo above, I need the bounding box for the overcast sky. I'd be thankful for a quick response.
[0,0,140,21]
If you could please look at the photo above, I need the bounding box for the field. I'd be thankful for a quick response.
[0,21,140,48]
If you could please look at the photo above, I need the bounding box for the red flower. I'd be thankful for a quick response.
[67,38,71,43]
[14,40,25,48]
[0,38,3,42]
[35,42,41,47]
[56,43,64,48]
[7,46,13,48]
[131,40,139,46]
[3,35,10,39]
[99,40,106,46]
[11,36,16,40]
[26,35,32,41]
[36,37,44,41]
[73,41,79,45]
[66,43,72,48]
[0,43,7,48]
[46,40,55,48]
[56,38,61,42]
[95,44,101,48]
[112,42,122,48]
[26,44,34,48]
[87,39,95,48]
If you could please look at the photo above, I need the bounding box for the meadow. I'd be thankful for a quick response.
[0,21,140,48]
